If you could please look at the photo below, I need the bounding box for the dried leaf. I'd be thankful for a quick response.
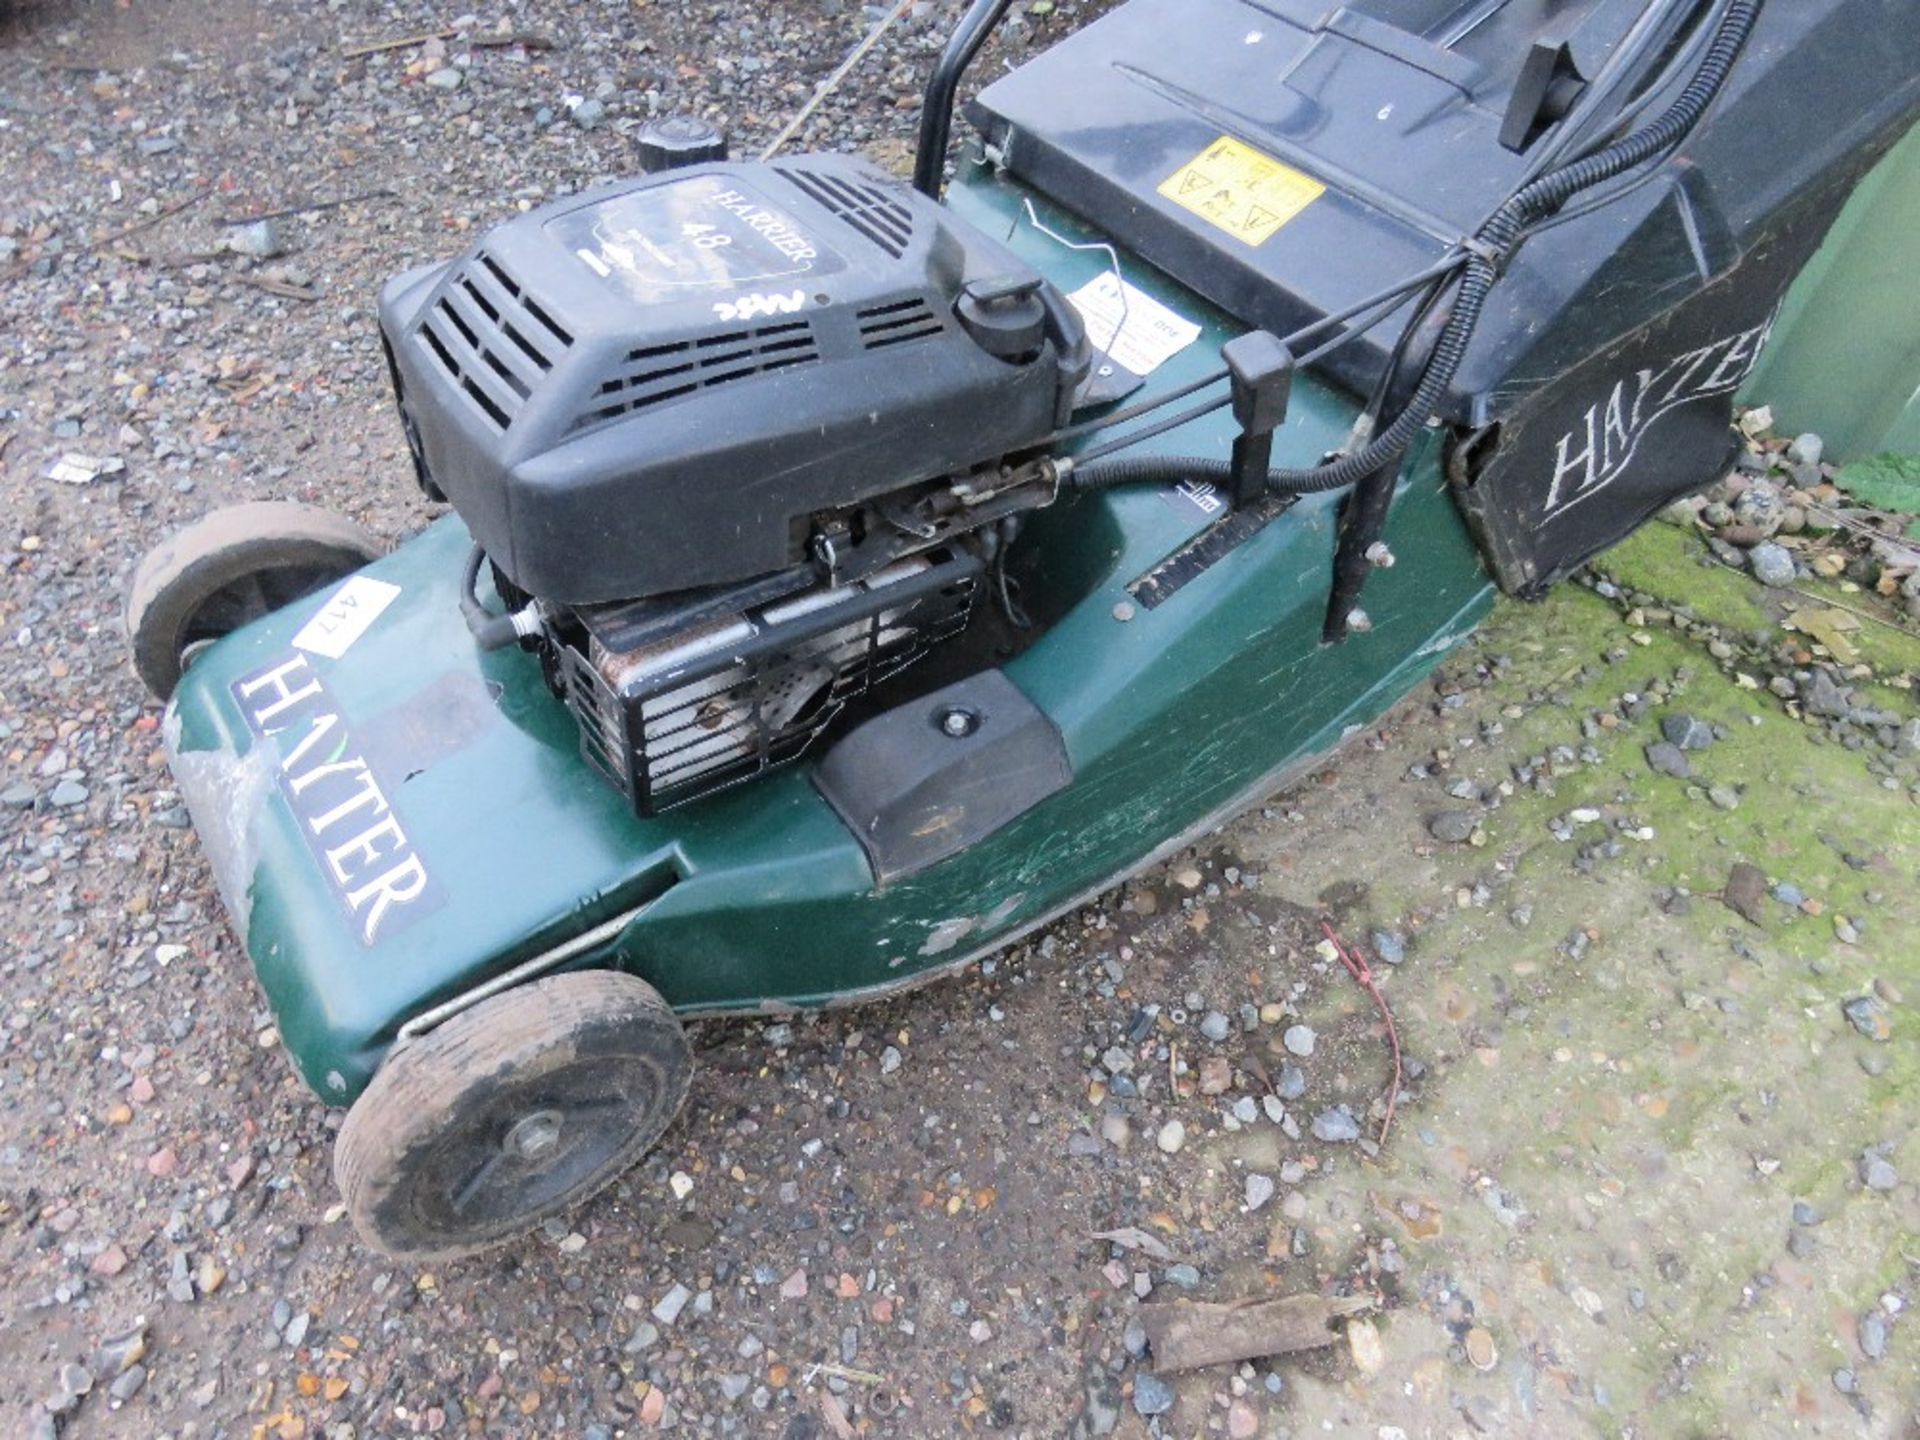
[818,1391,856,1440]
[1347,1316,1386,1375]
[1786,607,1862,664]
[1091,1226,1176,1263]
[1139,1293,1374,1372]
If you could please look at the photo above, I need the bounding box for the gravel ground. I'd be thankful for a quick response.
[3,3,1917,1439]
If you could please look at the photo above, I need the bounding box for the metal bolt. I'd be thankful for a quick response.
[506,1110,564,1162]
[941,709,972,738]
[1345,607,1373,633]
[1364,542,1395,568]
[1112,601,1136,623]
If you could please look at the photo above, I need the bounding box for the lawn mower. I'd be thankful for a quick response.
[127,0,1918,1259]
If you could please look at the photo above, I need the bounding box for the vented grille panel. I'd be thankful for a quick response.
[572,321,822,434]
[416,251,572,430]
[560,554,979,815]
[857,296,945,350]
[778,166,915,258]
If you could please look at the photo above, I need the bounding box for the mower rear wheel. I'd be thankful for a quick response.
[126,501,385,700]
[333,970,693,1261]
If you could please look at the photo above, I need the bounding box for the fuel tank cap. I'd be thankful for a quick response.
[635,114,729,173]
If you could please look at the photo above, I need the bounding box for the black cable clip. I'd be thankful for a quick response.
[1222,331,1294,510]
[1459,233,1509,271]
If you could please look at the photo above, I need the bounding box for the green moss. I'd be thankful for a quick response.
[1594,520,1920,693]
[1593,524,1770,633]
[1263,524,1916,1437]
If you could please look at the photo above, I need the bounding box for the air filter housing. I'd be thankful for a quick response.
[379,155,1086,605]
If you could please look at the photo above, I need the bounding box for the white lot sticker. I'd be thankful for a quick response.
[292,575,402,660]
[1066,272,1202,378]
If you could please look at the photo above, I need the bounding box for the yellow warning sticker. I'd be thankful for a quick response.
[1157,136,1325,246]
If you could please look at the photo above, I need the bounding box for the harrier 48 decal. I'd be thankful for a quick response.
[550,174,845,305]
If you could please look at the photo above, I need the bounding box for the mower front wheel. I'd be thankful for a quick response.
[126,501,386,701]
[333,970,693,1262]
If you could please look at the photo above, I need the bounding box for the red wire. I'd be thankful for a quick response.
[1321,920,1403,1144]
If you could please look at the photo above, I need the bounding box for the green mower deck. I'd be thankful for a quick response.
[161,167,1495,1103]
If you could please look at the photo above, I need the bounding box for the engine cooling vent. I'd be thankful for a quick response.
[857,297,945,350]
[778,166,915,259]
[417,251,573,430]
[561,549,981,815]
[572,321,822,434]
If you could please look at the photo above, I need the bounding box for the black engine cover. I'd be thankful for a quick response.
[380,155,1085,605]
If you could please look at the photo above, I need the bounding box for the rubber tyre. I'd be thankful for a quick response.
[126,501,385,701]
[333,970,693,1262]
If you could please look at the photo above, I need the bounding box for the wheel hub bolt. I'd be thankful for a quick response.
[506,1111,564,1161]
